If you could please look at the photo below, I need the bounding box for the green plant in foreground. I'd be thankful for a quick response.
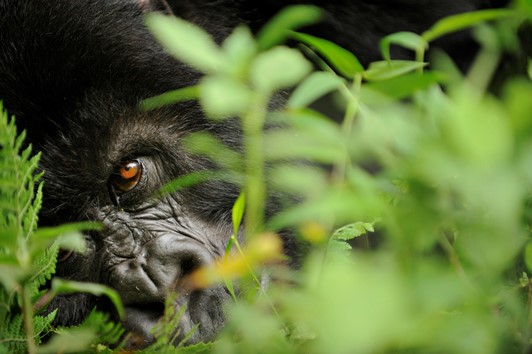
[143,3,532,354]
[0,105,126,354]
[1,2,531,353]
[0,103,60,353]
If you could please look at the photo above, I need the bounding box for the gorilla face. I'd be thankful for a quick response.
[0,0,243,346]
[0,0,508,347]
[39,99,239,344]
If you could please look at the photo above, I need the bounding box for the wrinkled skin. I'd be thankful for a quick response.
[0,0,509,347]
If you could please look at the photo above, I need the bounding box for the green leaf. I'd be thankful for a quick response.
[156,170,240,198]
[55,233,86,253]
[332,222,375,241]
[36,328,96,354]
[140,86,200,111]
[275,110,343,140]
[145,14,224,73]
[177,342,213,354]
[29,242,60,294]
[232,192,246,238]
[0,227,18,250]
[222,26,257,78]
[34,222,100,240]
[250,46,312,93]
[329,221,375,250]
[270,165,328,196]
[291,31,364,78]
[0,265,28,290]
[430,49,464,85]
[34,310,58,340]
[51,279,125,319]
[31,222,96,255]
[265,131,345,163]
[200,76,251,119]
[157,171,213,197]
[225,191,246,260]
[184,132,243,172]
[363,60,427,81]
[363,71,445,99]
[257,5,323,51]
[380,32,428,62]
[287,71,345,109]
[523,242,532,273]
[422,9,514,43]
[265,111,345,163]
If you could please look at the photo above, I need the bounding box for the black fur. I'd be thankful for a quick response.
[0,0,510,347]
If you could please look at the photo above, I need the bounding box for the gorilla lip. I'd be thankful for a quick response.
[122,303,162,347]
[119,286,230,348]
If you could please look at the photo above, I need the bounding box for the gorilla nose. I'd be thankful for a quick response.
[110,234,214,305]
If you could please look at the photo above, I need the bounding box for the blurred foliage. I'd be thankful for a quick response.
[145,2,532,353]
[0,109,124,353]
[1,1,531,353]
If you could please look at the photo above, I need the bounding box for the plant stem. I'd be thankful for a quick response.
[321,74,363,269]
[333,73,362,183]
[341,74,362,134]
[22,285,36,354]
[438,232,472,288]
[416,47,425,73]
[525,279,532,354]
[466,47,500,97]
[242,92,269,239]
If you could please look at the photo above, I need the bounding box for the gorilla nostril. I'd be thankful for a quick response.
[180,253,204,278]
[142,235,214,290]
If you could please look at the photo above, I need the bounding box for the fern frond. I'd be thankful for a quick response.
[82,310,125,345]
[0,103,60,353]
[24,182,43,241]
[0,314,27,353]
[33,309,57,344]
[40,310,125,353]
[28,242,60,296]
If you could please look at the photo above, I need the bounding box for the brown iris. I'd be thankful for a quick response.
[109,160,142,193]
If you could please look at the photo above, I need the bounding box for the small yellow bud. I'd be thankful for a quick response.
[184,233,283,290]
[299,221,327,244]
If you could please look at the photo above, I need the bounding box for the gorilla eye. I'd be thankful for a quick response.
[109,160,143,193]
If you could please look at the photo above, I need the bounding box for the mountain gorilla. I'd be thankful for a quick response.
[0,0,511,347]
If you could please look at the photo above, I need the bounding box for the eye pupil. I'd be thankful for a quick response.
[119,162,139,179]
[110,160,142,193]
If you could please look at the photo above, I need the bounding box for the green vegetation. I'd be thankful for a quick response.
[1,2,532,353]
[0,105,125,353]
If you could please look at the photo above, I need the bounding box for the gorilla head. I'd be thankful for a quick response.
[0,0,509,348]
[0,0,245,345]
